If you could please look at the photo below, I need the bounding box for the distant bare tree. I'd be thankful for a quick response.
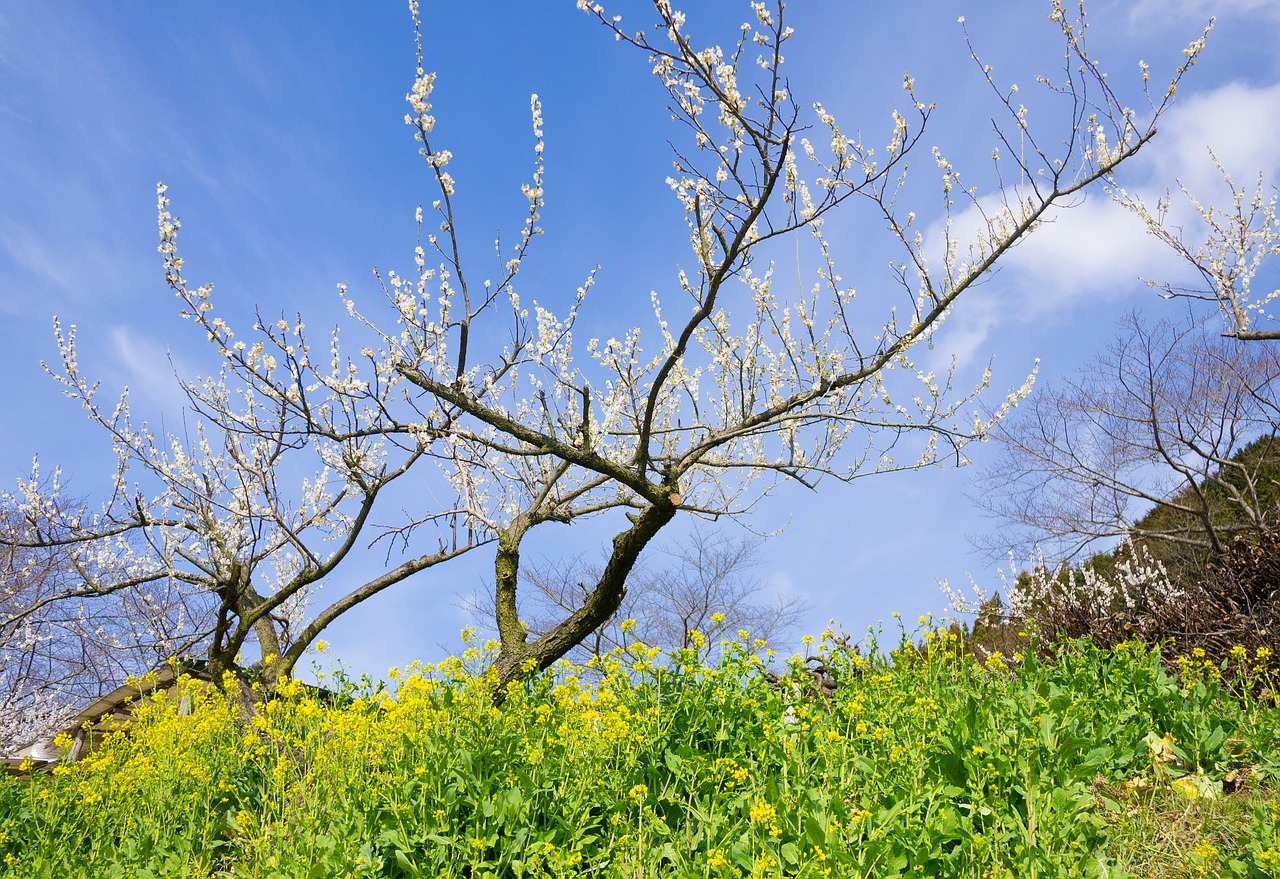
[468,526,805,665]
[973,311,1280,567]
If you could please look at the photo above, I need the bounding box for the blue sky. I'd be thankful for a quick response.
[2,1,1279,676]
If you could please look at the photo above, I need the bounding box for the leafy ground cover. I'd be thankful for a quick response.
[0,624,1277,878]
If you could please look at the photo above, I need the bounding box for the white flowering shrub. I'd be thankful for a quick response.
[1013,545,1185,639]
[944,543,1183,649]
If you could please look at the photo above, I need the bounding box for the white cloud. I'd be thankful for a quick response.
[922,78,1280,372]
[919,192,1171,373]
[108,326,192,416]
[1003,198,1173,301]
[1145,80,1280,198]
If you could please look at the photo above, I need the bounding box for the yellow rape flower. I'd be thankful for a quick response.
[749,799,777,826]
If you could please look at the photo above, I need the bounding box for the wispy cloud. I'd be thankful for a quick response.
[922,290,1003,378]
[0,224,86,313]
[107,325,193,417]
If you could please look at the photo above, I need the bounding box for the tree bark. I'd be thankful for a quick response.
[491,495,678,702]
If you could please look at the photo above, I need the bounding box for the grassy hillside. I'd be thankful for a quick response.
[2,625,1278,878]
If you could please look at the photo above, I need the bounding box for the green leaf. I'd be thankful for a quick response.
[394,850,423,878]
[1080,746,1112,767]
[803,815,827,847]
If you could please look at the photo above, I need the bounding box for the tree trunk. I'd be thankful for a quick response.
[490,498,677,702]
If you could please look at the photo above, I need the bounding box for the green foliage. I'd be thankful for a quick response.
[1,629,1278,877]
